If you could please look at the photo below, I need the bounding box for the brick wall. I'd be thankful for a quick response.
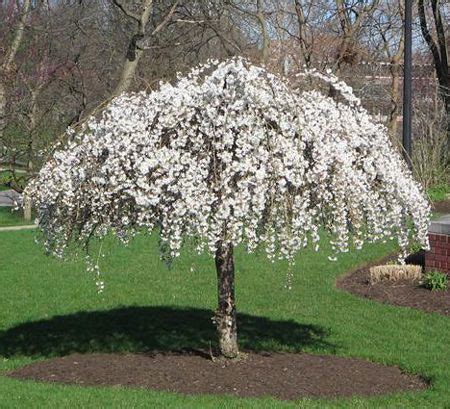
[425,233,450,274]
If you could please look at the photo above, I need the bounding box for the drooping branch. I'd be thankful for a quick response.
[26,58,431,265]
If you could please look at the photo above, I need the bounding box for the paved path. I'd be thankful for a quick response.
[0,224,36,232]
[429,214,450,235]
[0,190,22,206]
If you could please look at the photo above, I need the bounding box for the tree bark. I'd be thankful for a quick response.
[23,87,40,221]
[0,0,31,142]
[3,0,31,71]
[23,195,32,221]
[112,0,154,97]
[387,31,404,138]
[418,0,449,140]
[256,0,269,65]
[294,0,311,67]
[214,241,239,358]
[334,0,379,72]
[0,81,6,143]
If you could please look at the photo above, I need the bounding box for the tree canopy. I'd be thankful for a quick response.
[25,58,430,265]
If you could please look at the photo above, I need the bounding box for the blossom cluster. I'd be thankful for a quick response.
[25,57,430,266]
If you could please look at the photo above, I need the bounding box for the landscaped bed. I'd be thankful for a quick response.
[7,351,427,400]
[336,255,450,316]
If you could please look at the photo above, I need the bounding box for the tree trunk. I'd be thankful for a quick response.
[23,143,33,221]
[256,0,269,65]
[387,53,403,138]
[0,0,31,142]
[111,0,153,97]
[23,87,40,221]
[23,195,32,221]
[214,241,239,358]
[112,44,145,97]
[388,72,401,138]
[0,81,6,142]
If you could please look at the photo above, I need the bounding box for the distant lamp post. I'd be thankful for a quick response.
[402,0,413,168]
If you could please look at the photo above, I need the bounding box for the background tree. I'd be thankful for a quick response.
[368,0,405,136]
[0,0,31,161]
[25,59,430,358]
[418,0,449,138]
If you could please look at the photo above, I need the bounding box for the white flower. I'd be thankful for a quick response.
[24,57,431,267]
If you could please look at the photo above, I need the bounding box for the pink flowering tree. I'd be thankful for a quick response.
[25,58,430,358]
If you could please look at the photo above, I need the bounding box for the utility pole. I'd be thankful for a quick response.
[402,0,413,168]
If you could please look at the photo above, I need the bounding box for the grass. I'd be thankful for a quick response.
[427,183,450,202]
[0,230,449,408]
[0,207,34,228]
[0,169,26,192]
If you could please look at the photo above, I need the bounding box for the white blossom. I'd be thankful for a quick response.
[25,58,430,266]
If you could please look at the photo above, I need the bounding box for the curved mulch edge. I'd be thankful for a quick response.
[6,350,428,401]
[336,253,450,316]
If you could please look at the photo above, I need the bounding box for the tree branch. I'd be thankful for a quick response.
[112,0,141,24]
[151,0,179,35]
[431,0,449,84]
[418,0,443,79]
[3,0,31,71]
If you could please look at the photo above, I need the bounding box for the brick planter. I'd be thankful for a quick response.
[425,215,450,274]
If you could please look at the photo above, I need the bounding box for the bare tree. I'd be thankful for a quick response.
[334,0,380,71]
[370,0,405,136]
[111,0,184,96]
[0,0,31,150]
[256,0,270,64]
[418,0,449,138]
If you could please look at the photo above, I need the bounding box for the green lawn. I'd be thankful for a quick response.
[0,207,34,227]
[427,183,450,202]
[0,230,449,408]
[0,169,27,192]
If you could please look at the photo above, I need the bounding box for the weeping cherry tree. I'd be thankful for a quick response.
[25,58,430,358]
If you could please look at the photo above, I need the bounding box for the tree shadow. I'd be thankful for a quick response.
[0,306,333,358]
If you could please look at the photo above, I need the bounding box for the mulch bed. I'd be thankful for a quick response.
[337,255,450,316]
[7,350,427,400]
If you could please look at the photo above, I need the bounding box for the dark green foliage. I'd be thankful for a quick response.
[423,271,448,291]
[427,183,450,202]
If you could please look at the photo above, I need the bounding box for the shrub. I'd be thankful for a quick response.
[369,264,422,284]
[423,271,448,291]
[411,99,448,190]
[0,170,27,191]
[427,183,450,202]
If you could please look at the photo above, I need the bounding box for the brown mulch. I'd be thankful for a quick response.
[433,199,450,214]
[337,255,450,316]
[7,351,427,400]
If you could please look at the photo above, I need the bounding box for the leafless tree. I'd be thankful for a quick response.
[0,0,31,155]
[418,0,449,138]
